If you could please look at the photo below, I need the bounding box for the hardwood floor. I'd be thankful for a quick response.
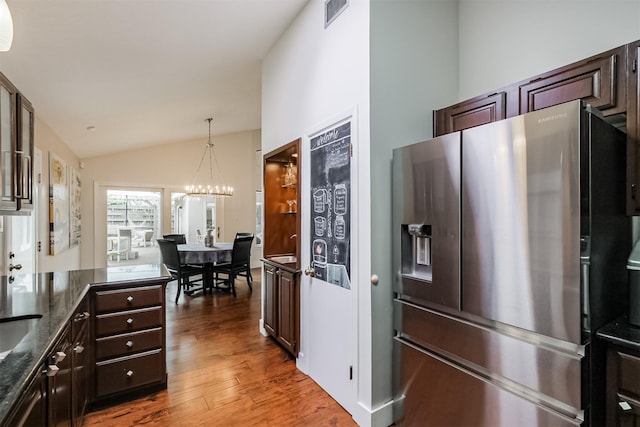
[83,270,356,426]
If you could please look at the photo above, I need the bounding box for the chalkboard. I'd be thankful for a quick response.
[309,121,351,289]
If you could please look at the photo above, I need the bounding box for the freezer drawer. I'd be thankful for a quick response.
[393,339,583,427]
[394,300,585,411]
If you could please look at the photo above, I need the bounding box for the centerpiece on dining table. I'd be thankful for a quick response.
[204,229,215,247]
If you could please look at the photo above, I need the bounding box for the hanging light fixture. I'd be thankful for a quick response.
[0,0,13,52]
[185,117,233,197]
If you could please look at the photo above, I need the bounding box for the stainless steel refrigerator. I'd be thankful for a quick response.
[392,100,630,426]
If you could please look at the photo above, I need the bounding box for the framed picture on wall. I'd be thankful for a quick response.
[49,151,69,255]
[69,166,81,247]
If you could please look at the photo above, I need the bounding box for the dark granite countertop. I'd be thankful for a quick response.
[597,316,640,353]
[0,264,171,425]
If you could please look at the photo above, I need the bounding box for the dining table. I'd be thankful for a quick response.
[177,242,233,293]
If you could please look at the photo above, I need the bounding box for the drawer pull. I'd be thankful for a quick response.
[127,296,134,303]
[126,318,134,325]
[46,365,60,377]
[126,370,134,378]
[126,340,134,349]
[619,400,633,411]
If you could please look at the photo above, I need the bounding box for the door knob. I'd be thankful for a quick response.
[304,267,315,277]
[9,263,22,272]
[371,274,379,285]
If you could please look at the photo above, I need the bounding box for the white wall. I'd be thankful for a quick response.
[369,0,458,421]
[458,0,640,101]
[79,129,260,269]
[262,0,372,424]
[35,117,81,272]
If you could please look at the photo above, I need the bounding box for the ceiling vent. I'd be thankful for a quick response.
[324,0,348,28]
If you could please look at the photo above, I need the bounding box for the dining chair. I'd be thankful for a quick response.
[157,238,204,303]
[162,233,187,244]
[211,234,254,297]
[234,232,254,282]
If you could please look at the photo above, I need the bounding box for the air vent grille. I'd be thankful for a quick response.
[325,0,348,28]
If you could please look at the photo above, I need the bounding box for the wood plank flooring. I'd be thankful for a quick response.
[83,271,357,426]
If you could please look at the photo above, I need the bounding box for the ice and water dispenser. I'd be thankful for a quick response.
[401,224,432,282]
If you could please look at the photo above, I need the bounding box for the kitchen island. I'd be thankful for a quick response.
[0,264,171,426]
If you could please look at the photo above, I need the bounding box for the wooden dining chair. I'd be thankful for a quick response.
[162,233,187,244]
[210,234,254,297]
[157,238,204,303]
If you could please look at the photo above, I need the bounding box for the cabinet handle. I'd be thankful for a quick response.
[125,340,134,349]
[126,318,134,325]
[8,263,22,272]
[126,370,134,378]
[126,296,134,303]
[45,365,59,377]
[74,344,85,354]
[74,312,89,322]
[54,351,66,363]
[304,267,315,277]
[619,400,633,411]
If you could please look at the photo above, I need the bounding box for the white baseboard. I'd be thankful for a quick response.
[352,399,394,427]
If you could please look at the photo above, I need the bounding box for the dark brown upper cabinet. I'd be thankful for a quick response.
[518,45,626,117]
[16,94,34,212]
[434,40,639,214]
[433,91,506,135]
[0,73,17,212]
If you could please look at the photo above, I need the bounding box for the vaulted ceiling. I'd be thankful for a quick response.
[0,0,308,158]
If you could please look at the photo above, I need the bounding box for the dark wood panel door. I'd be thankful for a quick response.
[3,369,47,427]
[263,264,277,337]
[434,92,506,136]
[277,269,297,356]
[519,46,626,116]
[49,325,72,427]
[629,41,640,214]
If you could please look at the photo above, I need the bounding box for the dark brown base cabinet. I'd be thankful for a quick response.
[434,40,640,214]
[3,297,89,427]
[3,279,167,427]
[606,345,640,426]
[263,262,300,357]
[90,282,167,403]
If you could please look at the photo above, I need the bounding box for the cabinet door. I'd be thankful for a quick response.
[49,325,72,427]
[71,321,88,427]
[616,394,640,427]
[434,92,506,136]
[277,269,298,355]
[3,370,47,427]
[16,94,34,211]
[0,73,16,211]
[518,46,626,116]
[629,41,640,214]
[263,264,277,336]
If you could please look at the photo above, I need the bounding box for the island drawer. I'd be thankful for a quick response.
[94,285,163,313]
[95,349,164,398]
[95,306,162,337]
[95,327,163,360]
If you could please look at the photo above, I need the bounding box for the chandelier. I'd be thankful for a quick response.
[185,118,233,197]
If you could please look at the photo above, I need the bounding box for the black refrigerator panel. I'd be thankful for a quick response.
[391,132,461,311]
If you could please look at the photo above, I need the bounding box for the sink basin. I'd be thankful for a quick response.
[0,315,41,360]
[268,255,297,265]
